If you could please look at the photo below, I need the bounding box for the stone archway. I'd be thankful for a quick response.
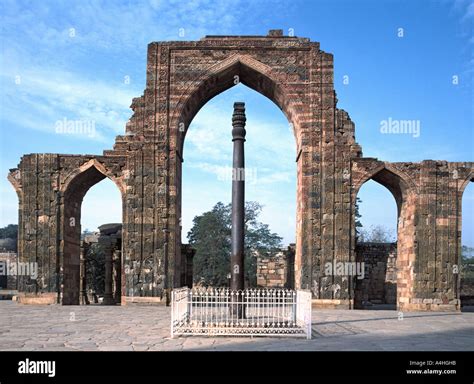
[61,160,125,305]
[139,33,335,295]
[170,54,302,289]
[352,165,418,310]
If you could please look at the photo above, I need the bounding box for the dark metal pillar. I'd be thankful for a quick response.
[230,102,246,317]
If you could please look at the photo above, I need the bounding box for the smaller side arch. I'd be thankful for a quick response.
[352,162,418,311]
[7,169,22,200]
[61,158,126,198]
[352,162,385,198]
[458,171,474,196]
[61,158,125,305]
[7,169,23,264]
[353,162,418,216]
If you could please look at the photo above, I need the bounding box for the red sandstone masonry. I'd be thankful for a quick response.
[7,31,474,310]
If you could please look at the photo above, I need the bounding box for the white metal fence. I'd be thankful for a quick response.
[171,288,312,339]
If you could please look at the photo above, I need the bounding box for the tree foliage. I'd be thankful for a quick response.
[85,243,105,296]
[461,245,474,261]
[0,224,18,240]
[188,201,282,287]
[461,245,474,279]
[0,224,18,251]
[358,224,396,243]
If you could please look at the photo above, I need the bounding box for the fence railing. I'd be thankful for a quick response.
[171,288,312,339]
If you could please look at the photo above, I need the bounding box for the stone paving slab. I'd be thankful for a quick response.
[0,301,473,351]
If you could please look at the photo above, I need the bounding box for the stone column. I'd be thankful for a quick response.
[113,249,121,304]
[103,243,114,305]
[80,241,90,305]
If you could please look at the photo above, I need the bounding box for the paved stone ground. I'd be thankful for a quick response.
[0,301,473,351]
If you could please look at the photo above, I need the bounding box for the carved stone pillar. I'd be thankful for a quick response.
[103,246,114,305]
[113,249,121,303]
[80,241,90,305]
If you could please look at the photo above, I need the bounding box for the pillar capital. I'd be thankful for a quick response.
[232,102,246,141]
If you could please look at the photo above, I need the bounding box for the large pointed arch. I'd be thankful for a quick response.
[169,53,303,289]
[171,54,300,157]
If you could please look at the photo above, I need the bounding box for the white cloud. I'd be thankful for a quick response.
[0,0,271,56]
[0,0,279,144]
[0,68,137,143]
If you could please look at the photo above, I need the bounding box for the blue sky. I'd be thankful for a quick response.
[0,0,473,246]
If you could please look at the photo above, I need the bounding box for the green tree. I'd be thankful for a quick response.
[0,224,18,251]
[461,245,474,261]
[0,224,18,239]
[85,242,106,296]
[188,202,231,287]
[461,245,474,279]
[188,201,282,287]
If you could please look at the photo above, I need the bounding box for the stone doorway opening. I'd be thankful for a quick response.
[81,223,122,305]
[354,180,397,310]
[62,162,124,305]
[180,83,297,290]
[353,167,416,310]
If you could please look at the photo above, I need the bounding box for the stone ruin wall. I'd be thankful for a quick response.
[256,245,295,288]
[0,252,17,292]
[6,31,474,310]
[354,242,397,307]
